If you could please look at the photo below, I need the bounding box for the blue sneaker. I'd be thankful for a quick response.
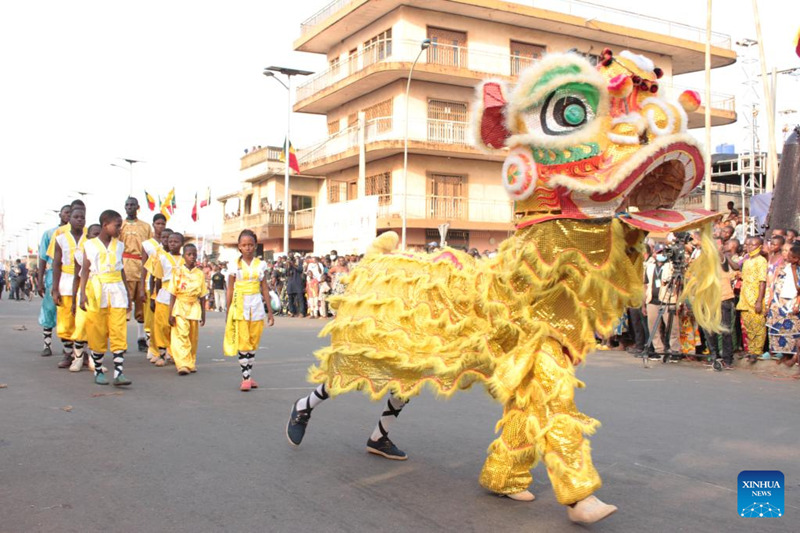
[366,436,407,461]
[286,401,311,447]
[94,373,109,385]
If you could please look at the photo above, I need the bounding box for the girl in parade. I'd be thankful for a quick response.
[168,243,207,375]
[223,229,274,391]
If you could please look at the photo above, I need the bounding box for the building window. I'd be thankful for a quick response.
[510,41,545,75]
[329,56,340,77]
[427,27,467,68]
[328,119,340,135]
[244,194,253,215]
[363,28,392,67]
[428,173,465,220]
[328,181,348,204]
[427,100,468,143]
[347,113,358,129]
[292,195,313,211]
[363,98,393,133]
[366,171,392,205]
[348,48,358,75]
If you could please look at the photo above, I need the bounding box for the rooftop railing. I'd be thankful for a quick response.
[300,0,731,49]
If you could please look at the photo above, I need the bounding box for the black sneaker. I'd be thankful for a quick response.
[366,436,408,461]
[286,401,311,447]
[137,339,148,353]
[41,346,52,357]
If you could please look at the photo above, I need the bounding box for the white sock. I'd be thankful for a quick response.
[370,396,407,441]
[296,384,328,411]
[137,323,145,340]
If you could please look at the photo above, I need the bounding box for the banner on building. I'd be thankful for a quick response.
[313,196,379,256]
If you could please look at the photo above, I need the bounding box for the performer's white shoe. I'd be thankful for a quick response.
[504,490,535,502]
[567,495,617,524]
[69,355,83,372]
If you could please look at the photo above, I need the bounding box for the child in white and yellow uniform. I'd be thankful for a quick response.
[223,230,274,391]
[168,243,207,375]
[79,210,131,387]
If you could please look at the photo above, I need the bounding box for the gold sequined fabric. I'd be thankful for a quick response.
[309,219,643,498]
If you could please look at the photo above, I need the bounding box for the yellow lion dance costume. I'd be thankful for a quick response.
[306,49,721,522]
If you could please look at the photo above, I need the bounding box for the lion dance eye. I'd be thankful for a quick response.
[525,82,599,137]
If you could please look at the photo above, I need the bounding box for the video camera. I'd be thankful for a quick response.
[663,232,691,273]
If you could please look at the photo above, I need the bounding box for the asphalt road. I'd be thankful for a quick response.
[1,297,798,532]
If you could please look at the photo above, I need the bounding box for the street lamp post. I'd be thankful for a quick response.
[111,158,143,196]
[401,39,431,251]
[263,66,313,256]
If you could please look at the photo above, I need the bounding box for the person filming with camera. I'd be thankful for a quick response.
[643,243,682,360]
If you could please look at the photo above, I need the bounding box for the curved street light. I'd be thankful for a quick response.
[263,66,313,256]
[401,39,431,251]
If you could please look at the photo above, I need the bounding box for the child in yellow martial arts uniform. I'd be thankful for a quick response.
[141,215,167,362]
[168,243,207,375]
[79,210,132,387]
[149,232,184,367]
[49,201,87,369]
[223,229,274,391]
[70,223,101,371]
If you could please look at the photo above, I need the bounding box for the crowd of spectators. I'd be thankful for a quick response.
[611,208,800,377]
[0,259,39,301]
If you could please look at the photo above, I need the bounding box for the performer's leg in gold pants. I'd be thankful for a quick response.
[479,338,601,505]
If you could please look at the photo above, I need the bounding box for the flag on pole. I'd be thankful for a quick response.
[191,193,198,222]
[200,187,211,208]
[171,190,177,213]
[279,138,300,173]
[145,190,156,211]
[161,188,175,220]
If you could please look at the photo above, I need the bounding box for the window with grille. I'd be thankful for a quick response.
[428,173,465,219]
[363,29,392,67]
[363,99,393,133]
[328,119,340,135]
[427,100,467,143]
[329,56,340,77]
[510,41,545,75]
[347,113,358,128]
[427,27,467,67]
[328,181,348,204]
[366,172,392,205]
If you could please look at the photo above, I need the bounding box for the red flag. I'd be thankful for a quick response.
[280,138,300,173]
[199,187,211,208]
[191,193,198,222]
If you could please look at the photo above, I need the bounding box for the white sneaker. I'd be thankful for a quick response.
[567,495,617,525]
[69,355,83,372]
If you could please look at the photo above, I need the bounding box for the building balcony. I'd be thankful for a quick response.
[295,39,527,114]
[671,84,736,128]
[293,194,513,235]
[298,115,504,174]
[296,0,734,75]
[221,210,293,245]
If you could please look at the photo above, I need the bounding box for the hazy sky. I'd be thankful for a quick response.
[1,0,797,256]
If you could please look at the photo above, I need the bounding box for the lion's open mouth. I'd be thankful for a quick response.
[591,141,704,212]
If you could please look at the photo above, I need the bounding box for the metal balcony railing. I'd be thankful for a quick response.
[300,0,732,49]
[297,117,475,167]
[671,84,736,112]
